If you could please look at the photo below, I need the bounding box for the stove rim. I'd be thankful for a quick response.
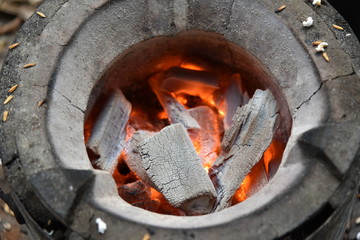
[45,2,330,228]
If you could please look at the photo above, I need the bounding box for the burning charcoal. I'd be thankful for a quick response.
[86,89,131,173]
[213,89,280,211]
[139,123,217,215]
[223,74,246,130]
[118,180,151,204]
[244,159,269,198]
[160,67,219,98]
[123,130,157,188]
[150,75,200,129]
[187,106,220,166]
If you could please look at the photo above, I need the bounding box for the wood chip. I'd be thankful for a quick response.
[23,63,36,68]
[8,42,20,49]
[36,11,46,18]
[332,24,344,31]
[275,5,286,13]
[312,41,324,46]
[8,84,19,93]
[3,95,14,105]
[322,52,330,62]
[143,233,151,240]
[3,111,9,122]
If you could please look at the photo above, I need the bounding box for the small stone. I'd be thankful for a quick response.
[356,216,360,225]
[357,232,360,240]
[3,222,12,231]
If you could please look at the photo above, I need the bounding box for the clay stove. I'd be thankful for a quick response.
[0,0,360,239]
[84,31,291,216]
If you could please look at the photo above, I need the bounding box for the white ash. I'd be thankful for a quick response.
[346,33,352,37]
[302,17,313,27]
[312,0,321,6]
[315,42,328,52]
[96,218,107,234]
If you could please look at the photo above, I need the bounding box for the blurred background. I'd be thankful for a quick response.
[0,0,359,240]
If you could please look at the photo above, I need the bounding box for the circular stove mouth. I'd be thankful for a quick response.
[84,30,292,216]
[0,0,359,239]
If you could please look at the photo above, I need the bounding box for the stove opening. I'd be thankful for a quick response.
[84,31,291,216]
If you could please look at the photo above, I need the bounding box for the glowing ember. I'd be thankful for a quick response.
[86,61,287,215]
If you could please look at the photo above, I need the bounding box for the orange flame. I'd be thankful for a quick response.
[85,59,287,215]
[180,63,205,71]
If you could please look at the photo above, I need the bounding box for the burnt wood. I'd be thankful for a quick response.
[139,123,217,215]
[214,89,280,211]
[124,130,156,188]
[187,106,221,165]
[86,89,131,173]
[150,75,200,130]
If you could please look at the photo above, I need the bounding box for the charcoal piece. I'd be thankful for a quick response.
[187,106,220,165]
[139,123,217,215]
[124,130,156,188]
[214,89,280,211]
[86,89,131,173]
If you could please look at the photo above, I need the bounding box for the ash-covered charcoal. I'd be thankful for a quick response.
[139,123,217,215]
[187,106,220,166]
[149,74,200,130]
[117,180,151,204]
[213,89,280,211]
[160,66,219,98]
[123,130,156,189]
[223,74,246,130]
[86,89,131,173]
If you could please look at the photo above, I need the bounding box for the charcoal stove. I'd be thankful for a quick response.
[0,0,360,239]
